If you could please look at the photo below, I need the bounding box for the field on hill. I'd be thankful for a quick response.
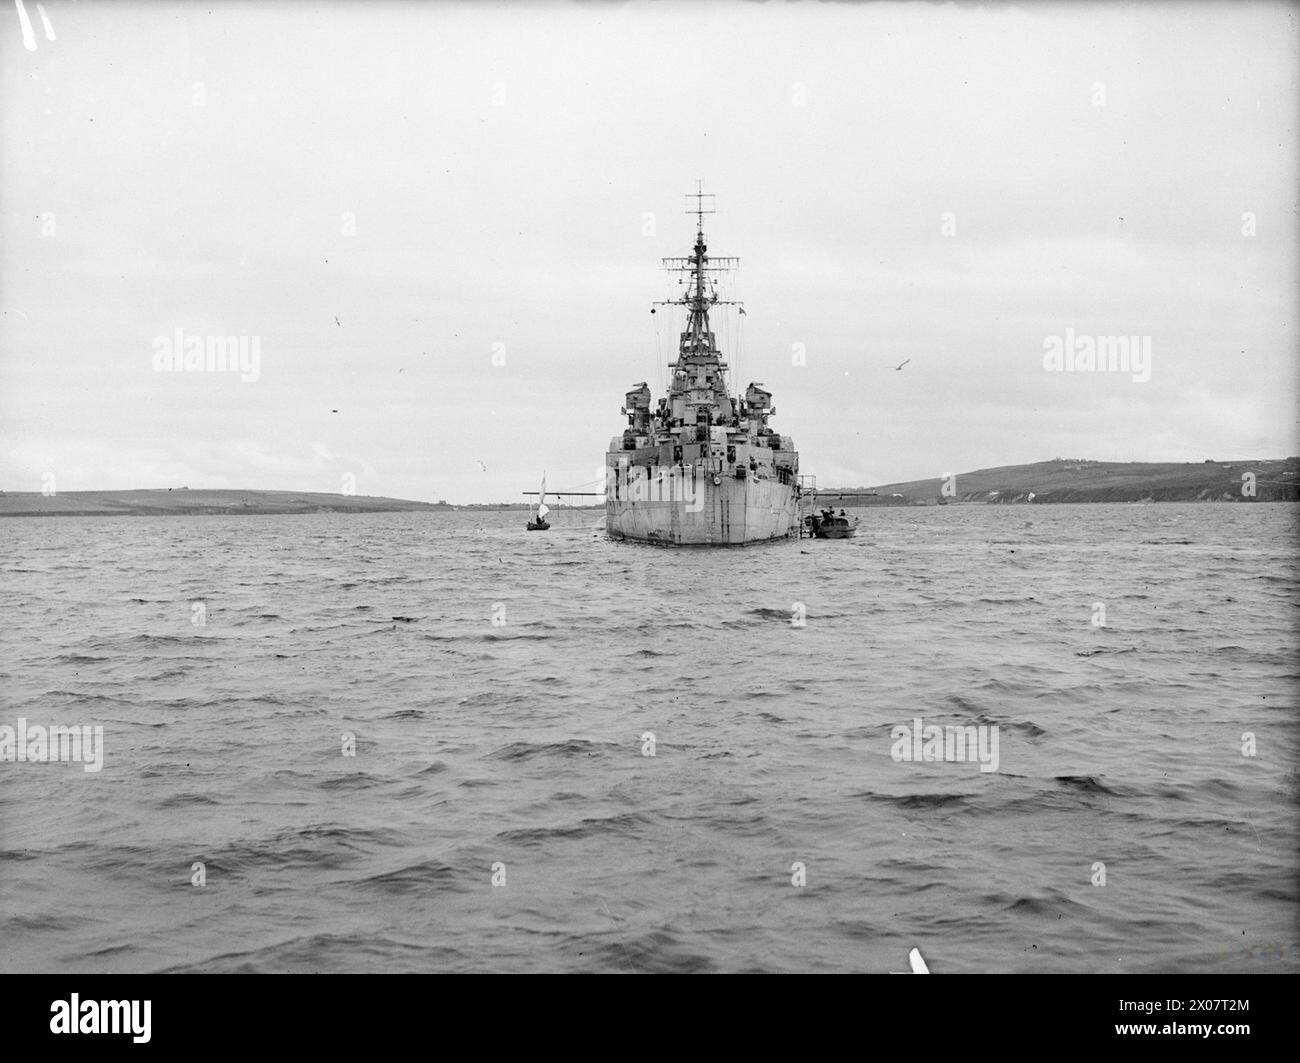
[836,458,1300,505]
[0,489,444,517]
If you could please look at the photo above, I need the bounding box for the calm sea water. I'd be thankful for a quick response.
[1,503,1296,973]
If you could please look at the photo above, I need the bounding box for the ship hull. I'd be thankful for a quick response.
[606,474,799,545]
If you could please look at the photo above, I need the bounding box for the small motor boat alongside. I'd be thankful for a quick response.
[804,507,859,539]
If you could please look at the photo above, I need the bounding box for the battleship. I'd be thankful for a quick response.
[605,191,809,545]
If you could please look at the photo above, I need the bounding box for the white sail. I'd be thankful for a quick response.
[535,472,548,521]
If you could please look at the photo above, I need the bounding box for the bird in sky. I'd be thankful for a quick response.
[890,358,911,371]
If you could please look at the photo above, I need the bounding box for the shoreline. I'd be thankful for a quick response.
[2,458,1296,517]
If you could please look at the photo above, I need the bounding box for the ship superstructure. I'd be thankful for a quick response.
[606,190,803,544]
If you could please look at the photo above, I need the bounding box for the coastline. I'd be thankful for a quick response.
[3,457,1295,517]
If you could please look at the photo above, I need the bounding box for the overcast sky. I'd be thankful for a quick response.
[2,1,1296,502]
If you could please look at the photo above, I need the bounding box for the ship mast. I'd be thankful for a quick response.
[686,183,712,348]
[654,182,742,366]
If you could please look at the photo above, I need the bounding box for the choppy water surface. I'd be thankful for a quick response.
[1,503,1296,973]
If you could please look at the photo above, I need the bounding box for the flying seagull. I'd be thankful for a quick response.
[890,358,911,371]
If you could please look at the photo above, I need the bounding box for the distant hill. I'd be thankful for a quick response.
[6,459,1297,516]
[0,489,446,517]
[827,458,1300,505]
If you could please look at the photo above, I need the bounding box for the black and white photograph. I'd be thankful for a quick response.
[1,0,1296,1027]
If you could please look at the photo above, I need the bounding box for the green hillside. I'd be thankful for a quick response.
[0,488,444,517]
[834,458,1300,504]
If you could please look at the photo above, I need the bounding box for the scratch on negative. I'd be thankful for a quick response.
[14,0,36,51]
